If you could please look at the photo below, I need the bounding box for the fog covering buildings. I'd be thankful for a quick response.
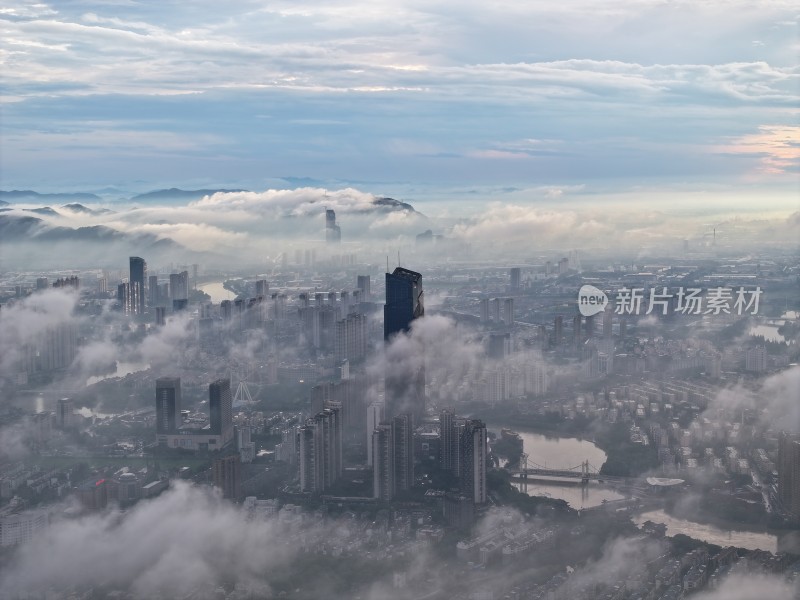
[0,198,799,599]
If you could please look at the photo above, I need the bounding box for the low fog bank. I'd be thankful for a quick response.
[2,186,797,268]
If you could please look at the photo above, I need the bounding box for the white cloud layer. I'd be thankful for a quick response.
[0,0,797,188]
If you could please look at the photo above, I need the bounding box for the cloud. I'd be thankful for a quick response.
[0,482,287,598]
[1,0,797,188]
[368,314,493,411]
[0,288,79,383]
[450,203,615,250]
[104,221,248,252]
[692,573,798,600]
[718,125,800,174]
[703,365,800,433]
[191,187,397,217]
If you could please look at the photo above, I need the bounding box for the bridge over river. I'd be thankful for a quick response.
[507,455,602,485]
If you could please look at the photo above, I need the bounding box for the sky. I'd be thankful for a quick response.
[1,0,798,206]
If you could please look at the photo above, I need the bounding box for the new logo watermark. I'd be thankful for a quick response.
[578,285,609,317]
[576,286,762,316]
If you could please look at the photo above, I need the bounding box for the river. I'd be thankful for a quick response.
[492,426,787,551]
[490,427,626,509]
[86,361,150,386]
[633,510,780,553]
[198,281,234,303]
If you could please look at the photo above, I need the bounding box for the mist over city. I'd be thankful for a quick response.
[0,1,798,599]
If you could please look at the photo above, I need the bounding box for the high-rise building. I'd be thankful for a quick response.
[372,423,394,501]
[276,426,299,466]
[439,409,459,472]
[335,313,368,363]
[502,298,514,326]
[384,267,423,340]
[299,406,343,493]
[169,271,189,302]
[488,332,511,360]
[56,398,74,429]
[325,208,341,243]
[778,432,800,520]
[299,423,318,493]
[366,401,385,466]
[212,454,241,500]
[745,346,767,373]
[357,275,371,302]
[255,280,269,298]
[392,413,415,494]
[524,362,550,396]
[509,267,521,290]
[148,275,159,307]
[384,267,425,421]
[22,322,78,375]
[129,257,147,316]
[209,379,233,443]
[36,277,48,290]
[155,378,182,434]
[491,298,500,323]
[479,298,489,323]
[460,419,487,504]
[117,282,131,314]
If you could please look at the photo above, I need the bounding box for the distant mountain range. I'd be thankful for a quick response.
[129,188,246,202]
[60,203,115,215]
[0,188,420,214]
[0,212,167,245]
[0,190,103,202]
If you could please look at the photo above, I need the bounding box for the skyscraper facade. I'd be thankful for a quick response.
[209,379,233,444]
[460,419,487,504]
[384,267,423,340]
[56,398,74,429]
[509,267,521,290]
[148,275,159,307]
[357,275,371,302]
[384,267,425,420]
[335,313,368,363]
[439,409,459,473]
[212,454,241,500]
[299,406,343,493]
[372,423,394,501]
[392,413,415,494]
[169,271,189,302]
[129,256,147,316]
[366,401,385,466]
[155,377,182,434]
[502,298,514,327]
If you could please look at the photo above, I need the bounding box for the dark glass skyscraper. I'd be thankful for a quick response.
[384,267,423,340]
[155,377,181,434]
[384,267,425,420]
[209,379,233,439]
[129,256,147,316]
